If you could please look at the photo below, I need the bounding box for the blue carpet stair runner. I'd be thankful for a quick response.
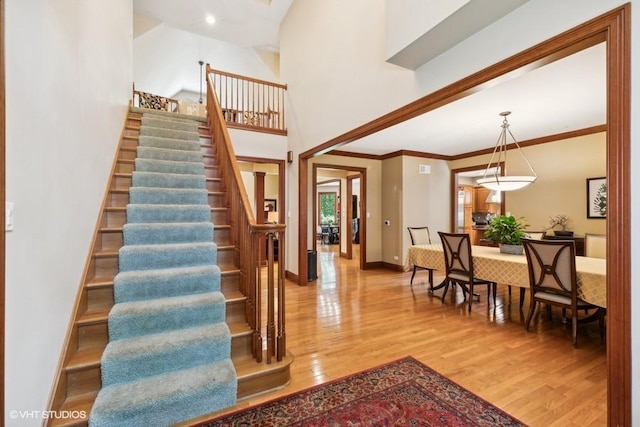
[90,112,237,427]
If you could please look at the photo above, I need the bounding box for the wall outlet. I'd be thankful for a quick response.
[393,255,399,260]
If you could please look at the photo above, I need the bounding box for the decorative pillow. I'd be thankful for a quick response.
[139,92,168,110]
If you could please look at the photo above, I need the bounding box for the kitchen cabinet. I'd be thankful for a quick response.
[474,187,492,212]
[458,186,475,239]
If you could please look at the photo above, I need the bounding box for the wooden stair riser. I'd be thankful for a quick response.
[103,207,223,229]
[98,230,122,251]
[214,227,231,246]
[231,333,253,359]
[103,209,126,228]
[116,160,218,178]
[217,247,235,267]
[93,254,118,278]
[105,190,225,208]
[225,299,248,323]
[211,208,228,224]
[86,287,114,313]
[116,160,134,174]
[220,271,241,294]
[237,372,292,401]
[66,366,101,398]
[77,322,109,351]
[204,166,220,179]
[118,148,137,161]
[112,175,222,192]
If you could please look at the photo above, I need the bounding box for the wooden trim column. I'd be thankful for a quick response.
[254,171,266,223]
[1,0,6,420]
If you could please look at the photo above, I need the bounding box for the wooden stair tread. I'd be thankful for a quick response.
[99,227,122,233]
[233,350,294,381]
[49,392,96,427]
[228,321,252,337]
[224,290,246,303]
[94,250,118,258]
[66,347,103,372]
[86,277,114,289]
[77,309,109,325]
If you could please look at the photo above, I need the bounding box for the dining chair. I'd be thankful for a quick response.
[522,238,605,347]
[584,233,606,258]
[438,232,497,312]
[407,227,434,288]
[525,231,545,239]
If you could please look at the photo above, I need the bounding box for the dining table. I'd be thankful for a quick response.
[405,243,606,308]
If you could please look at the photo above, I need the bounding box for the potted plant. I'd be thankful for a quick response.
[484,215,528,255]
[544,214,573,236]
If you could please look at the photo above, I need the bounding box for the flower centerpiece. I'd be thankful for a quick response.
[483,215,528,255]
[544,214,573,236]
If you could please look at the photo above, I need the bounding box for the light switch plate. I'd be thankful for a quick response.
[6,202,14,231]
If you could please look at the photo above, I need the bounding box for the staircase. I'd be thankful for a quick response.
[46,107,292,426]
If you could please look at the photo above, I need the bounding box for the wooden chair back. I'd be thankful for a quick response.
[407,227,431,245]
[522,238,577,302]
[438,232,473,282]
[525,231,545,240]
[584,233,606,258]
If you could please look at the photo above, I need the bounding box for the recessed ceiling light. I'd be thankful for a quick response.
[206,15,215,25]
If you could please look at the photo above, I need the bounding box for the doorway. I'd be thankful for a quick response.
[450,164,506,242]
[312,163,367,274]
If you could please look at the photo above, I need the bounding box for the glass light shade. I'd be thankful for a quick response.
[478,112,537,192]
[476,175,537,191]
[485,190,502,204]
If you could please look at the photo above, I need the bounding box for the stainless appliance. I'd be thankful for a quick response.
[472,211,491,225]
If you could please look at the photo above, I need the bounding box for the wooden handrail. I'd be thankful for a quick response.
[209,68,288,89]
[208,68,287,135]
[205,64,286,363]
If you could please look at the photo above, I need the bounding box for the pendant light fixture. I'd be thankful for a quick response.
[476,111,537,191]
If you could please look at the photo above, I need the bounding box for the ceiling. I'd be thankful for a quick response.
[341,43,606,157]
[132,1,607,158]
[133,0,294,52]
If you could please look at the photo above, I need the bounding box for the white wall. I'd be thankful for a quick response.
[401,157,450,262]
[133,25,281,99]
[280,0,638,419]
[4,1,133,424]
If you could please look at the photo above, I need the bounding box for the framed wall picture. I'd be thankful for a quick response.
[264,199,277,213]
[586,177,606,218]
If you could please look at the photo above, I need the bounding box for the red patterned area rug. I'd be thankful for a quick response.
[198,356,527,426]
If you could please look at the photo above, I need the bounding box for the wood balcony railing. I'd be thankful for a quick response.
[208,67,287,135]
[206,71,287,363]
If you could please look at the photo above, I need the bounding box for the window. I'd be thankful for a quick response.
[319,192,337,224]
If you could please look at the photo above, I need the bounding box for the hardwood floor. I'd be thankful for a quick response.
[213,243,607,426]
